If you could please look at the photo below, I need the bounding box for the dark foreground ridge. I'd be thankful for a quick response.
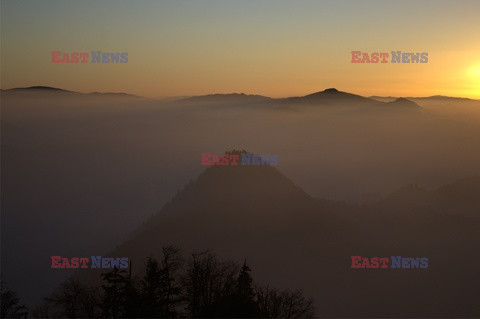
[40,153,480,318]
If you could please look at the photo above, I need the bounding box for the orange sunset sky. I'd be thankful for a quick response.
[1,0,479,99]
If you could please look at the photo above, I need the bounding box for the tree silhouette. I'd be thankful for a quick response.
[138,247,184,317]
[36,247,315,318]
[159,245,184,317]
[123,261,141,318]
[139,256,163,317]
[101,267,128,318]
[183,251,238,317]
[236,260,254,299]
[0,281,28,318]
[255,285,315,318]
[43,276,94,318]
[200,260,264,318]
[36,277,100,318]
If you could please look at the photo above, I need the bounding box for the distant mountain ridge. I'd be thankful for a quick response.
[285,88,382,106]
[4,85,476,103]
[370,95,479,102]
[170,88,425,112]
[2,86,144,98]
[378,176,480,219]
[7,86,73,92]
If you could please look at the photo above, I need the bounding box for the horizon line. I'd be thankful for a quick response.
[1,85,479,101]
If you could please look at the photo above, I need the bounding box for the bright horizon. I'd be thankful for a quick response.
[1,0,480,99]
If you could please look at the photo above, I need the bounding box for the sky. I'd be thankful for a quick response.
[1,0,480,99]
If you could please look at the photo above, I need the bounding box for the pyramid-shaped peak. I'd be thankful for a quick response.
[387,97,421,109]
[297,88,378,105]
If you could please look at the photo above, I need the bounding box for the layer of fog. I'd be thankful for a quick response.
[1,91,479,306]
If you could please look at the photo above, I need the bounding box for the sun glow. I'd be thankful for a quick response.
[468,64,480,77]
[466,64,480,97]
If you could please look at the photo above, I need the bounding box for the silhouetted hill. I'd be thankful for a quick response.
[434,176,480,202]
[369,95,397,102]
[415,95,478,102]
[122,155,327,248]
[8,86,71,91]
[77,154,336,303]
[386,97,422,109]
[370,95,479,103]
[4,86,77,94]
[285,88,382,106]
[87,91,145,99]
[433,177,480,218]
[2,86,143,99]
[73,159,480,317]
[378,177,480,219]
